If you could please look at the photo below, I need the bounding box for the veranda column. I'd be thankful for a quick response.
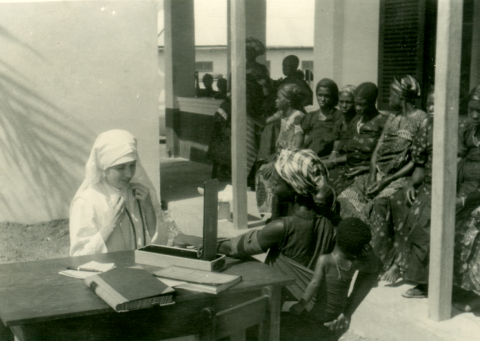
[470,0,480,88]
[245,0,267,65]
[164,0,195,157]
[313,0,345,93]
[231,0,248,230]
[429,0,463,322]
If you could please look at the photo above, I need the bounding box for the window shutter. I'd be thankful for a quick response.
[378,0,426,110]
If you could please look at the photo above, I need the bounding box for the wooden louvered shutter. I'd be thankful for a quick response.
[377,0,427,110]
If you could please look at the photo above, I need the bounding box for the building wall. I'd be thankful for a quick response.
[341,0,380,85]
[314,0,380,93]
[0,0,160,223]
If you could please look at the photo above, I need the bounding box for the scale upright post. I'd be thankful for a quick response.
[202,179,218,261]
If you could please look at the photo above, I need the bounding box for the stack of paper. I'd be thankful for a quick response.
[59,261,116,279]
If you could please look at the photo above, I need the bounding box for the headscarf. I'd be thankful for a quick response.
[246,37,266,57]
[72,129,163,222]
[274,149,329,197]
[278,83,307,114]
[339,84,357,97]
[391,75,421,101]
[355,82,378,105]
[315,78,339,106]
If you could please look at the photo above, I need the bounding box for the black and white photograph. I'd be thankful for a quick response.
[0,0,479,340]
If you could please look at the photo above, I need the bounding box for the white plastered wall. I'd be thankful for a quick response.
[314,0,380,97]
[0,0,160,223]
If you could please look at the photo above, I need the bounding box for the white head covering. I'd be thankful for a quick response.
[73,129,163,222]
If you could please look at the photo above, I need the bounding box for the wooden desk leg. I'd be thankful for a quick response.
[268,286,281,341]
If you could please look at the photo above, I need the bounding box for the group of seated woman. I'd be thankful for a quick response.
[246,66,480,313]
[68,36,480,339]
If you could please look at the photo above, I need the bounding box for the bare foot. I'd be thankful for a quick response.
[381,264,401,283]
[453,295,480,312]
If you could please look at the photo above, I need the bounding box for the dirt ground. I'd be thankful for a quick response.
[0,217,381,341]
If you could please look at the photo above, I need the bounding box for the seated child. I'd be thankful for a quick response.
[284,218,381,341]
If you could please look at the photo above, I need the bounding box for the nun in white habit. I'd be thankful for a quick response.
[69,130,167,256]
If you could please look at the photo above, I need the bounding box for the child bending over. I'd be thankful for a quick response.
[285,218,381,341]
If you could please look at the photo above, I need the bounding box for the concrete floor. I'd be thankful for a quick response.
[159,144,480,341]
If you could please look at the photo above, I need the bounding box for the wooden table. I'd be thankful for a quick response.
[0,251,294,341]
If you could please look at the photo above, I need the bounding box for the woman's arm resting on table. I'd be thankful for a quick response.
[174,219,286,257]
[218,219,285,256]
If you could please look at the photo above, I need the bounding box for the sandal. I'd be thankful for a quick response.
[402,287,427,299]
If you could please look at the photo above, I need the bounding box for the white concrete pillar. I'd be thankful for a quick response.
[429,0,463,322]
[313,0,345,85]
[470,0,480,88]
[245,0,267,66]
[164,0,196,157]
[231,0,248,230]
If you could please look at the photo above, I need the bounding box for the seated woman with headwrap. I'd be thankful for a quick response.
[302,79,344,157]
[177,148,338,277]
[337,75,428,282]
[69,130,167,256]
[324,83,388,195]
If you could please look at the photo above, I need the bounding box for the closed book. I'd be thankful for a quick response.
[84,268,175,312]
[153,266,241,294]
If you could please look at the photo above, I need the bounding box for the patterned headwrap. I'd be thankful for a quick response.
[246,37,266,57]
[339,85,357,97]
[391,75,421,101]
[274,149,329,197]
[355,82,378,104]
[316,78,339,106]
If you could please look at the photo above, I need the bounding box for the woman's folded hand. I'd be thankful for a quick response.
[103,195,126,236]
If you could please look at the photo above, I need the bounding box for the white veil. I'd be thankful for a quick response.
[72,130,165,243]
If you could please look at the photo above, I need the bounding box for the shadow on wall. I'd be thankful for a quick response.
[0,25,94,223]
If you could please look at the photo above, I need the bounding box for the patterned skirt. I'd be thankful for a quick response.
[328,164,355,197]
[338,173,409,270]
[402,183,432,283]
[454,205,480,295]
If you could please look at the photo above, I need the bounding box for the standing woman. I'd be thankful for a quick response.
[255,83,306,216]
[69,130,167,256]
[302,78,343,157]
[338,75,428,281]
